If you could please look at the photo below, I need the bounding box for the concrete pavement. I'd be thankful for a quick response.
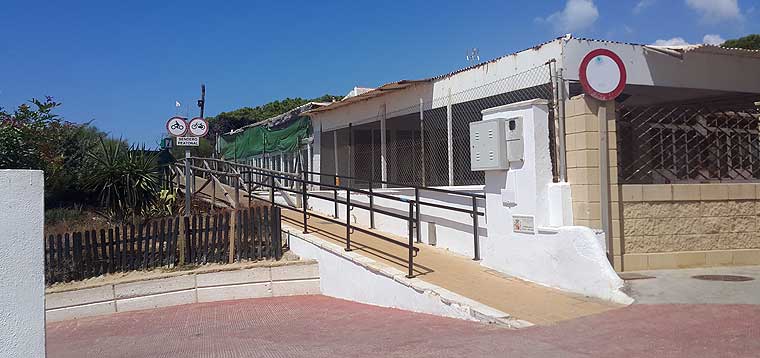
[625,265,760,304]
[46,295,760,358]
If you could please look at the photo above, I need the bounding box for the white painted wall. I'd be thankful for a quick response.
[562,38,760,94]
[477,100,630,304]
[0,170,46,358]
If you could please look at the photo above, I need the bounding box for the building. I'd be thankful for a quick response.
[302,35,760,272]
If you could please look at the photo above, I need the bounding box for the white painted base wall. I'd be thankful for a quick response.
[285,223,530,327]
[46,262,320,322]
[0,170,45,358]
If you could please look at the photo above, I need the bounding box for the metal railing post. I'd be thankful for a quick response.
[345,188,352,252]
[333,187,339,219]
[301,171,308,234]
[472,196,481,261]
[407,201,414,278]
[269,175,275,206]
[415,188,421,243]
[234,176,240,209]
[368,179,375,229]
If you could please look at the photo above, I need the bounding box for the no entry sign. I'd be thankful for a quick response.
[579,49,627,101]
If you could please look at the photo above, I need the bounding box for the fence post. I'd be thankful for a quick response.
[269,175,275,206]
[472,196,480,261]
[274,207,283,260]
[415,188,421,243]
[368,179,375,229]
[301,171,308,234]
[345,188,351,252]
[229,209,237,263]
[407,201,414,278]
[234,175,240,209]
[180,216,189,265]
[333,186,339,218]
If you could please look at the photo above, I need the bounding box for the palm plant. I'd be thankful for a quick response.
[86,138,159,222]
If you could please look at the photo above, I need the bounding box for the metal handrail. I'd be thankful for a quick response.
[179,157,483,263]
[239,168,419,278]
[304,170,486,199]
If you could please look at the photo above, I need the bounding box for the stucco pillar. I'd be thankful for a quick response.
[0,170,46,357]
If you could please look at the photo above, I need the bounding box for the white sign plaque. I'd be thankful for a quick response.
[513,215,535,234]
[176,136,199,147]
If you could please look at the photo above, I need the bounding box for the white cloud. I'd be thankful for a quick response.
[685,0,743,23]
[541,0,599,33]
[652,37,692,46]
[703,34,726,45]
[634,0,656,14]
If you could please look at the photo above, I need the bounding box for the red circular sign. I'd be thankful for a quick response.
[188,117,209,137]
[166,116,188,137]
[579,49,627,101]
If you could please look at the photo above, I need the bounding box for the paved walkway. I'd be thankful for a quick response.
[46,295,760,358]
[625,265,760,304]
[281,209,619,325]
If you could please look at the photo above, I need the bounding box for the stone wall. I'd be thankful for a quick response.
[563,96,760,271]
[621,184,760,270]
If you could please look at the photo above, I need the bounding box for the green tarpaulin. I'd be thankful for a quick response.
[218,117,311,159]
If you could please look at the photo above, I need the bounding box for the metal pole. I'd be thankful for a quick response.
[345,188,352,252]
[446,88,454,186]
[406,201,414,278]
[472,196,480,261]
[184,150,191,216]
[368,179,375,229]
[557,68,568,182]
[419,98,426,186]
[333,186,339,218]
[348,122,353,188]
[415,188,421,243]
[598,100,613,264]
[269,175,275,206]
[380,104,388,187]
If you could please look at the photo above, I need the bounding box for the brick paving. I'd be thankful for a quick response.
[46,295,760,358]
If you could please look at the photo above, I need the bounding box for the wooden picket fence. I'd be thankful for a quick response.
[45,206,283,284]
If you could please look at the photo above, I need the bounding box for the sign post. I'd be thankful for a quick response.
[579,49,626,264]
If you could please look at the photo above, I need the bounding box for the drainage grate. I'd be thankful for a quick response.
[691,275,754,282]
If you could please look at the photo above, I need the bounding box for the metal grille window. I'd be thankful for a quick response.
[617,97,760,183]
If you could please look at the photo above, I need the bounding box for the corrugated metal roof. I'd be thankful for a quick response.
[306,37,565,115]
[306,80,429,114]
[645,44,760,59]
[305,35,760,116]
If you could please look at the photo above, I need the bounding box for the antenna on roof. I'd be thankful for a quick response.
[466,48,480,65]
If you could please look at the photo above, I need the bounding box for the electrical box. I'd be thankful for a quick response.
[505,116,524,163]
[469,118,508,171]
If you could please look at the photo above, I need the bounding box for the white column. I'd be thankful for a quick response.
[380,104,388,187]
[0,170,45,357]
[446,88,454,186]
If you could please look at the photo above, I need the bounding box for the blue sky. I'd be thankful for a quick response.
[1,0,758,146]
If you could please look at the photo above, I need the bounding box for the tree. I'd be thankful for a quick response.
[721,34,760,50]
[206,94,341,139]
[85,138,160,221]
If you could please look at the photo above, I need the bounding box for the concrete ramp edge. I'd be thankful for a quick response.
[283,224,534,329]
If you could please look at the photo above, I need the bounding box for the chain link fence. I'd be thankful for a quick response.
[321,64,556,188]
[617,95,760,183]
